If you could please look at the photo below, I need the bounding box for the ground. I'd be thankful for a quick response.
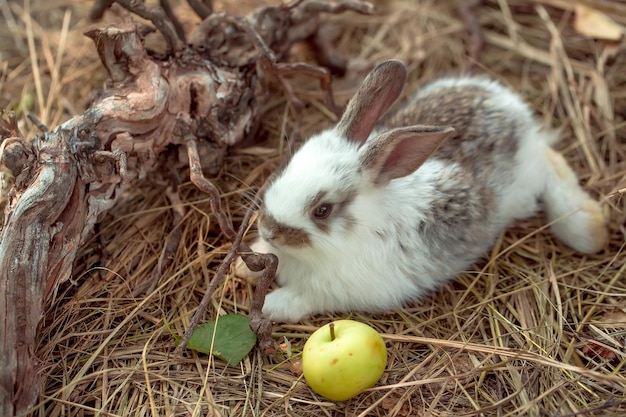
[1,0,625,416]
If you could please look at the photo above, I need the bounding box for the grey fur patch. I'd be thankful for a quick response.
[417,172,495,257]
[380,80,522,259]
[381,84,519,182]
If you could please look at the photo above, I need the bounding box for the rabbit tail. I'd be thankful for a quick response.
[540,144,608,253]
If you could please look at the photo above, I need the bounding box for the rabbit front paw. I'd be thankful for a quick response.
[234,256,264,284]
[262,288,312,323]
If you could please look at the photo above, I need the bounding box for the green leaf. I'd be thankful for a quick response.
[185,314,257,366]
[13,92,34,116]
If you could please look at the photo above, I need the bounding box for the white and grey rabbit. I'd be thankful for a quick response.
[236,60,608,323]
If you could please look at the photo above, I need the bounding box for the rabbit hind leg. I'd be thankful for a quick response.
[540,146,608,254]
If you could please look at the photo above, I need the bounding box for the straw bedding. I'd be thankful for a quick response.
[1,0,625,415]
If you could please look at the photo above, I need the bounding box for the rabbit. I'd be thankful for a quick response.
[235,59,608,323]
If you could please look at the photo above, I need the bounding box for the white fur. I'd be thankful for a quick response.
[237,69,607,322]
[259,156,506,322]
[256,155,452,322]
[261,130,361,255]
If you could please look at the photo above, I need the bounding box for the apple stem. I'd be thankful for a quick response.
[329,323,335,341]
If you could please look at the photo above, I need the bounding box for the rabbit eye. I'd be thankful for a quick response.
[313,203,333,219]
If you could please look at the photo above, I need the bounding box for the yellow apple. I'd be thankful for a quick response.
[302,320,387,401]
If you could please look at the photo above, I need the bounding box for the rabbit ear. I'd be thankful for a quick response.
[360,126,455,185]
[337,60,408,144]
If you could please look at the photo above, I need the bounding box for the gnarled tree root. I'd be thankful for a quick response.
[0,1,374,414]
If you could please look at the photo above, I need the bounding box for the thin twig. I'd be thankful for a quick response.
[89,0,115,20]
[458,0,484,71]
[115,0,186,53]
[187,0,213,19]
[178,135,280,351]
[159,0,186,42]
[298,0,375,15]
[27,113,49,133]
[310,24,348,76]
[186,138,237,241]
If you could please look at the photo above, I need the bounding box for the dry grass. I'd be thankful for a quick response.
[1,0,626,416]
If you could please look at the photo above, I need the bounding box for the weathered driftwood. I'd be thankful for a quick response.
[0,0,373,414]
